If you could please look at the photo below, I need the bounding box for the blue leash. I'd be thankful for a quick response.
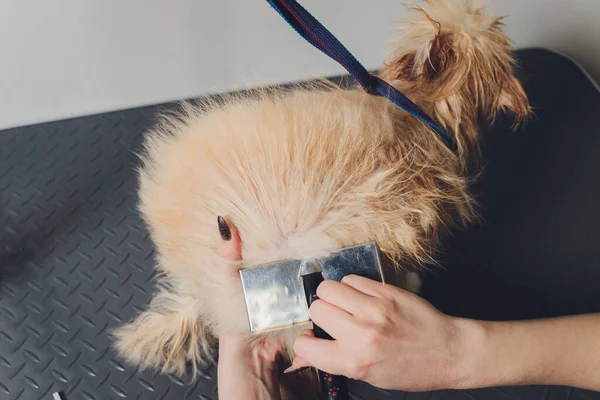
[265,0,457,152]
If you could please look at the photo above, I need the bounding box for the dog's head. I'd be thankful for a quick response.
[380,0,531,153]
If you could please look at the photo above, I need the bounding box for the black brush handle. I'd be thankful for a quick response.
[302,272,349,400]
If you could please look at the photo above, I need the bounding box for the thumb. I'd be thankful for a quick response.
[293,327,343,375]
[285,330,315,373]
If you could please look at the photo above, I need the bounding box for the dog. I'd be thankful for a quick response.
[113,0,530,397]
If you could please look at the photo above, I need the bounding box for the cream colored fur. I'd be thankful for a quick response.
[113,0,529,396]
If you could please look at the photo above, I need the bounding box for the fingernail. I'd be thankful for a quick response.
[217,216,231,241]
[284,366,309,374]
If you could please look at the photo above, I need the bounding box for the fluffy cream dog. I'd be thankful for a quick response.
[114,0,530,395]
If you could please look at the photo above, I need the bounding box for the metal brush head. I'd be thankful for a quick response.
[239,242,384,333]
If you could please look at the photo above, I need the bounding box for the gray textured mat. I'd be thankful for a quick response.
[1,49,599,400]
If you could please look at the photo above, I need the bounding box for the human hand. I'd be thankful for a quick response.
[289,275,476,391]
[289,274,600,393]
[216,216,283,400]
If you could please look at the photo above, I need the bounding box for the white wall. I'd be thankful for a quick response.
[1,0,599,130]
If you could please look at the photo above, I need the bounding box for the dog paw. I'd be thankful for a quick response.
[112,310,214,377]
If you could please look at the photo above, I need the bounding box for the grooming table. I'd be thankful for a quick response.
[1,49,599,400]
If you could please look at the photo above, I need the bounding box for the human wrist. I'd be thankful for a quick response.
[444,316,490,389]
[450,318,554,390]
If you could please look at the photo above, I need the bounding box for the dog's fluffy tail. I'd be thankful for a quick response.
[380,0,531,153]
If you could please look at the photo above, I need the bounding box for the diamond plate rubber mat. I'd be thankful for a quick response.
[1,49,599,400]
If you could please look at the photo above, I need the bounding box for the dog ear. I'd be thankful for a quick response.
[385,23,530,119]
[380,3,531,153]
[497,75,530,127]
[382,29,481,150]
[420,34,531,128]
[381,22,471,98]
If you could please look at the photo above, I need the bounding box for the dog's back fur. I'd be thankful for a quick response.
[113,0,530,394]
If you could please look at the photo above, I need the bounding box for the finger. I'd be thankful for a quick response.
[297,328,315,339]
[316,280,377,317]
[309,299,354,340]
[217,216,242,277]
[283,356,312,373]
[217,216,242,260]
[293,331,345,376]
[341,274,386,297]
[285,330,315,373]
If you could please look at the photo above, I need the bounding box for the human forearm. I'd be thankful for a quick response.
[455,314,600,391]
